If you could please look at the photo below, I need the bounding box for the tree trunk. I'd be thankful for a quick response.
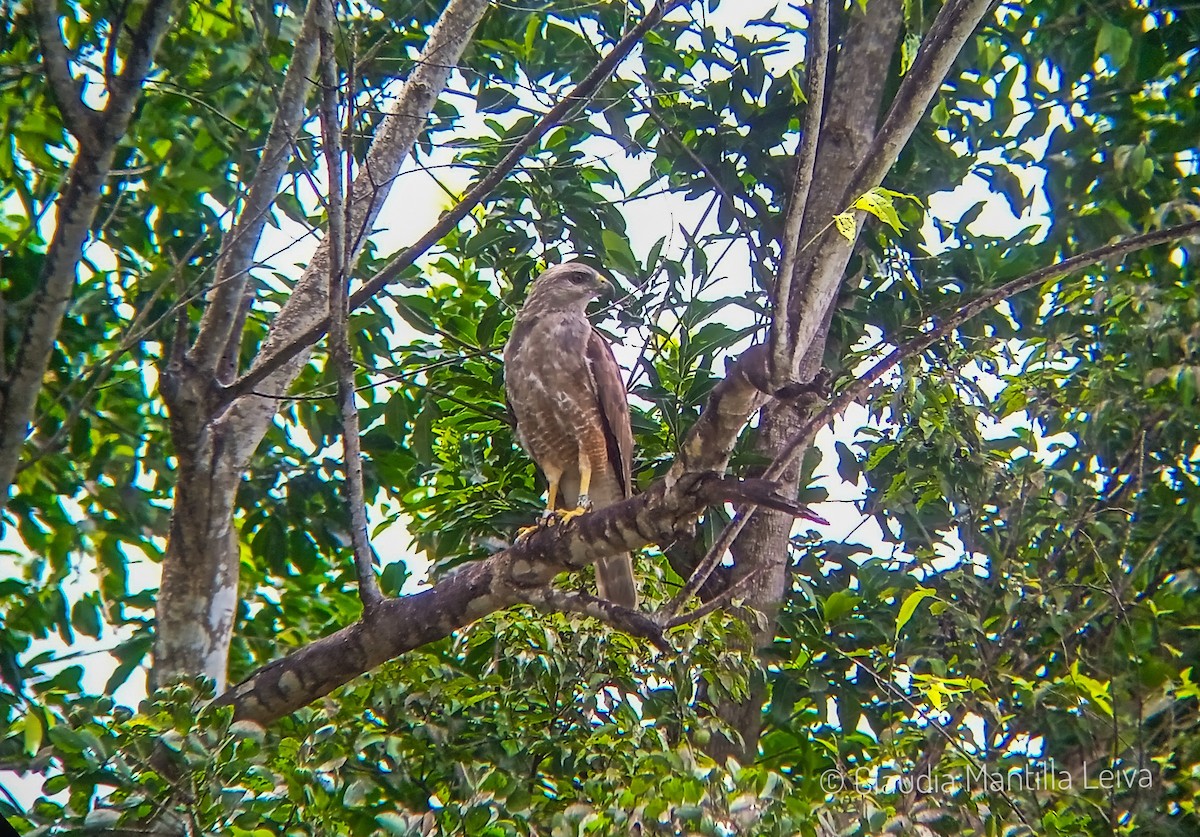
[152,0,490,688]
[705,0,904,761]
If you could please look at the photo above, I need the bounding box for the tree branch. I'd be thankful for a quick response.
[0,0,177,510]
[524,587,670,652]
[788,0,994,382]
[663,504,753,619]
[223,0,693,404]
[770,0,828,387]
[102,0,177,120]
[185,0,321,379]
[318,0,383,612]
[662,566,766,630]
[844,0,996,204]
[216,472,715,723]
[31,0,99,147]
[774,221,1200,484]
[216,336,792,723]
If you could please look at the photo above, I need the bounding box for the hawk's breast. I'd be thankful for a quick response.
[504,311,606,475]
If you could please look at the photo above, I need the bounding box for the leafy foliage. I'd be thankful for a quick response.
[2,0,1200,834]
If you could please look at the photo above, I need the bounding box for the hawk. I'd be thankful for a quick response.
[504,262,638,609]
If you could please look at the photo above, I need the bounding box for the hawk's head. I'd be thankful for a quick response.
[521,261,612,313]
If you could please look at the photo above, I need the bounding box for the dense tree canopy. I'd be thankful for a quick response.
[1,0,1199,834]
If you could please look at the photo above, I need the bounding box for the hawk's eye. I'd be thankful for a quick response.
[569,270,591,285]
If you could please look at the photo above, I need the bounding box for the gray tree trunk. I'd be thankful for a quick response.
[153,0,490,688]
[708,0,1002,759]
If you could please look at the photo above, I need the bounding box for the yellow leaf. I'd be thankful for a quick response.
[833,212,857,241]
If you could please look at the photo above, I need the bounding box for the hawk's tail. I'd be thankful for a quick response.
[596,552,638,610]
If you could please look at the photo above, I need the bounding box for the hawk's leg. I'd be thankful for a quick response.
[541,466,562,521]
[576,450,593,510]
[518,465,564,540]
[556,449,593,523]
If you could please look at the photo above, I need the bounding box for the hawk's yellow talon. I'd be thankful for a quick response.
[555,505,588,523]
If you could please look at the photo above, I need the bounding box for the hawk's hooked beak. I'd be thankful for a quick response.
[595,274,617,301]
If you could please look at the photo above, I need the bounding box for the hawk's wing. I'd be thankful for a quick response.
[586,327,634,499]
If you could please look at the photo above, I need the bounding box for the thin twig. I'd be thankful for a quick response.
[663,504,752,618]
[662,566,766,629]
[523,587,671,652]
[632,85,770,270]
[319,0,382,612]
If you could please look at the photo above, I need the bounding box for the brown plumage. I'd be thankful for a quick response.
[503,261,637,609]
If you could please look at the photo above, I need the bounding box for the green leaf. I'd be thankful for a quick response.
[896,587,937,637]
[931,98,950,127]
[852,187,906,233]
[376,813,410,835]
[22,713,43,756]
[834,441,860,484]
[1095,22,1132,70]
[601,229,639,277]
[823,590,860,624]
[71,595,102,639]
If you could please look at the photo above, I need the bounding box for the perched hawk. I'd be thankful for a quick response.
[504,262,638,609]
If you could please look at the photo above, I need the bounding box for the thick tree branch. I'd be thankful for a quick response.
[845,0,996,203]
[31,0,100,147]
[216,340,792,722]
[186,0,321,378]
[667,342,775,479]
[789,0,994,381]
[217,473,714,722]
[0,0,177,510]
[216,336,780,721]
[223,0,692,403]
[318,0,383,612]
[769,0,828,387]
